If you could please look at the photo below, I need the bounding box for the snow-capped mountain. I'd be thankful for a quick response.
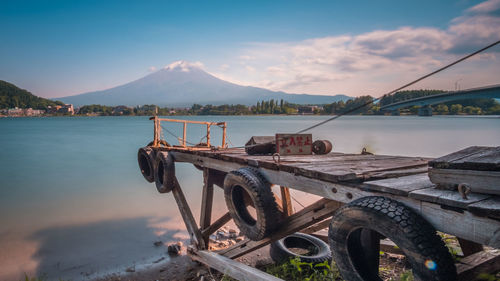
[58,61,350,107]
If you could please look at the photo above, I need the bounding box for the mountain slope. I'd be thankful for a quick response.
[58,61,350,107]
[0,80,63,109]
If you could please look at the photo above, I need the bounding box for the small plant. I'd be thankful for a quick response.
[264,257,342,281]
[476,273,500,281]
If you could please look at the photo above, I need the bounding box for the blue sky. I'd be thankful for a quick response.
[1,0,499,98]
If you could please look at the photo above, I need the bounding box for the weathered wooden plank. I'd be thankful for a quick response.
[456,250,500,281]
[190,250,283,281]
[363,174,433,196]
[468,197,500,219]
[429,168,500,195]
[302,219,332,234]
[280,186,293,216]
[409,188,490,209]
[218,199,342,259]
[200,168,215,246]
[201,212,232,238]
[429,146,492,167]
[430,146,500,171]
[171,177,206,250]
[363,166,429,180]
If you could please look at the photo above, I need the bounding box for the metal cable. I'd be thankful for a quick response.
[227,39,500,149]
[296,40,500,133]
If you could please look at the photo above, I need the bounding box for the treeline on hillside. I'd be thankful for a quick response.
[0,80,64,109]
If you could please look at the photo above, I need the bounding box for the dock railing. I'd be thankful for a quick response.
[150,116,227,149]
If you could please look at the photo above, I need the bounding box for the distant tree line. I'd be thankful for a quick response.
[76,90,500,116]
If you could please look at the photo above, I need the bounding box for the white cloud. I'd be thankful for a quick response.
[217,0,500,96]
[148,66,157,72]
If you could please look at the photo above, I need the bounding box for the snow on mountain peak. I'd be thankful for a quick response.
[163,60,204,72]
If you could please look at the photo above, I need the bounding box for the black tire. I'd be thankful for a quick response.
[138,147,155,183]
[329,196,457,281]
[270,233,332,264]
[154,151,176,193]
[224,167,281,241]
[147,140,171,147]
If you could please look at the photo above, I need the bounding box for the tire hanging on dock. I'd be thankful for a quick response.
[154,151,176,193]
[328,196,457,281]
[137,147,156,183]
[223,167,281,241]
[270,232,332,264]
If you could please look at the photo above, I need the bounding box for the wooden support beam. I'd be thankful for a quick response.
[218,198,342,259]
[457,237,483,257]
[200,168,215,248]
[457,250,500,281]
[280,186,293,216]
[190,250,283,281]
[171,177,206,250]
[302,218,332,234]
[202,212,232,238]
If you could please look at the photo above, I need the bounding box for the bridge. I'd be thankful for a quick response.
[380,84,500,116]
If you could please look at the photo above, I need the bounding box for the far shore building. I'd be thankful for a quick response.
[298,105,319,115]
[47,104,74,115]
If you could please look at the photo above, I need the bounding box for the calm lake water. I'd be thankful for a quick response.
[0,115,499,280]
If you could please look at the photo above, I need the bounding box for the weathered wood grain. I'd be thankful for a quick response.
[468,197,500,219]
[456,250,500,281]
[201,212,232,238]
[363,174,433,196]
[200,168,215,247]
[429,168,500,195]
[429,146,500,171]
[280,186,293,216]
[409,188,490,209]
[190,250,283,281]
[171,177,206,250]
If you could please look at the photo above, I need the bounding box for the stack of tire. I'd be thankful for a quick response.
[137,142,176,193]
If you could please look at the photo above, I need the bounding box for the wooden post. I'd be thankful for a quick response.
[200,168,214,247]
[171,177,206,250]
[206,124,211,147]
[153,116,158,146]
[280,186,293,216]
[222,123,227,148]
[183,122,187,147]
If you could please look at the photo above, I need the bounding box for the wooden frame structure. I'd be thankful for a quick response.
[150,116,227,149]
[146,145,500,281]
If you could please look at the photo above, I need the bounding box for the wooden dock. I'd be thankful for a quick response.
[144,146,500,280]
